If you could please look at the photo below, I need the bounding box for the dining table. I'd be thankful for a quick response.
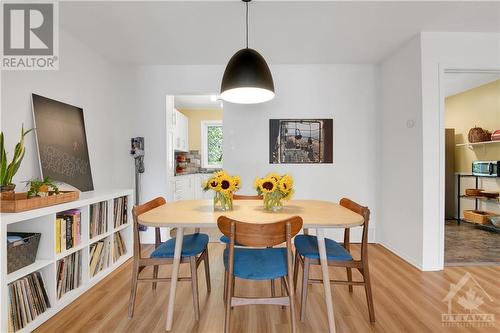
[138,199,364,333]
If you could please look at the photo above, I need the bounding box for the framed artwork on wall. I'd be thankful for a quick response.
[32,94,94,191]
[269,119,333,164]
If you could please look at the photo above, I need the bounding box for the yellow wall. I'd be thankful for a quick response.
[178,109,223,151]
[445,79,500,173]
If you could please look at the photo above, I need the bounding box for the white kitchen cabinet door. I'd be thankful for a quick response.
[173,174,195,201]
[173,110,189,152]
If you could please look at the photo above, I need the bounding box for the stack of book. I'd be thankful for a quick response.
[113,196,128,228]
[89,239,110,277]
[56,252,82,299]
[113,232,127,262]
[90,202,107,239]
[56,210,81,253]
[8,272,51,332]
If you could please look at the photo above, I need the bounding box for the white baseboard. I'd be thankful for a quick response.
[377,241,423,270]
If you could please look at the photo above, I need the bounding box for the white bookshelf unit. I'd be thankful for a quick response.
[0,189,133,333]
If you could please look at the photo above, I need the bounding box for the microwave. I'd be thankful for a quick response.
[472,161,500,177]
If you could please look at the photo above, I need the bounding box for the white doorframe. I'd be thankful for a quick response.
[437,66,500,269]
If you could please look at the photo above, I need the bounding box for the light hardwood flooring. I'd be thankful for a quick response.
[35,244,500,333]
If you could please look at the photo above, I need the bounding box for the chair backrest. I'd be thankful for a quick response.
[339,198,370,260]
[132,197,166,259]
[233,194,263,200]
[217,216,303,247]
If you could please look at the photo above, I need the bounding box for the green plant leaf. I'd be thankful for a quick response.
[0,132,7,185]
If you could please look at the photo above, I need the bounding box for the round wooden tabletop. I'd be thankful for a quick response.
[138,199,364,228]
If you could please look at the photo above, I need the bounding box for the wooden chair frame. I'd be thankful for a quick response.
[222,194,279,301]
[218,216,303,333]
[293,198,375,323]
[128,197,211,320]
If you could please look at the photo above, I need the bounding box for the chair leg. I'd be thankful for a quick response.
[224,272,233,333]
[346,267,353,293]
[128,259,140,318]
[223,270,228,302]
[281,277,286,310]
[288,265,297,333]
[203,249,211,292]
[293,253,300,292]
[300,258,310,322]
[361,265,376,323]
[190,257,200,321]
[152,265,159,291]
[271,279,276,297]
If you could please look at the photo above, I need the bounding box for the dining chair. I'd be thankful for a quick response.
[128,197,211,320]
[293,197,375,323]
[218,215,303,333]
[219,194,281,299]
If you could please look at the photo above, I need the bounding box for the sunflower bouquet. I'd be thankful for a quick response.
[202,170,241,211]
[254,173,294,211]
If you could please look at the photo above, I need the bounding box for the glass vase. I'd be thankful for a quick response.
[213,191,233,211]
[263,191,283,212]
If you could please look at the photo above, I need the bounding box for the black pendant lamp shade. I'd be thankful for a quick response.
[220,0,275,104]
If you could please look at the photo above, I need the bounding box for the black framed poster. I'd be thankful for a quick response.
[269,119,333,164]
[32,94,94,191]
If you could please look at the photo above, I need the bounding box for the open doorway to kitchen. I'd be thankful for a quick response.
[172,95,224,178]
[442,70,500,266]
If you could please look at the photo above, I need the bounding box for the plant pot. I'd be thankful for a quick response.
[213,191,233,211]
[263,191,284,212]
[0,184,16,200]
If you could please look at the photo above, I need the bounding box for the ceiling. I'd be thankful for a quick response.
[175,95,223,110]
[60,1,500,65]
[444,72,500,97]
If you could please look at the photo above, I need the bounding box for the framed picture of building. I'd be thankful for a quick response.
[269,119,333,164]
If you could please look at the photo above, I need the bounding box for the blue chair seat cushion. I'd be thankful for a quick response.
[150,233,209,258]
[223,248,288,280]
[294,235,353,261]
[219,235,244,246]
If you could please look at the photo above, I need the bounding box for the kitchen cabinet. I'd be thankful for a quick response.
[194,174,213,200]
[173,109,189,152]
[173,174,195,201]
[173,173,213,201]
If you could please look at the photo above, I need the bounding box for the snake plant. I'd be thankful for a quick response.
[0,125,34,187]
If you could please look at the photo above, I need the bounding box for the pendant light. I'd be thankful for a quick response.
[220,0,275,104]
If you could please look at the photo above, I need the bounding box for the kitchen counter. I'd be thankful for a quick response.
[174,170,219,177]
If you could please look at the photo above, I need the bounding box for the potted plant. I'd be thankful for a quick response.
[26,177,60,198]
[0,125,33,200]
[202,171,241,211]
[254,173,294,211]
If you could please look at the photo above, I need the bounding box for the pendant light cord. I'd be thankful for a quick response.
[246,1,249,48]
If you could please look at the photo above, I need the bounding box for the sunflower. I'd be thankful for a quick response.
[266,172,281,183]
[202,180,209,190]
[253,178,263,190]
[278,174,293,193]
[213,170,226,179]
[232,176,241,189]
[282,189,294,200]
[219,175,235,194]
[260,177,277,193]
[208,177,220,190]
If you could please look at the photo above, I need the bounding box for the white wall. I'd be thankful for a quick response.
[133,64,378,243]
[420,32,500,270]
[1,30,135,191]
[378,32,500,271]
[378,36,424,268]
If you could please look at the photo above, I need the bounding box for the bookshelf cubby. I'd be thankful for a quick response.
[1,189,133,333]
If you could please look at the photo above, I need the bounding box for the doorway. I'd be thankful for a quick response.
[442,70,500,266]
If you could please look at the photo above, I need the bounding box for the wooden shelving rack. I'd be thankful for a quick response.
[0,189,133,333]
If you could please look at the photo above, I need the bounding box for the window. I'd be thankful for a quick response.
[201,120,223,168]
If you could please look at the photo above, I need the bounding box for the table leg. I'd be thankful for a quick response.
[165,227,184,331]
[316,228,336,333]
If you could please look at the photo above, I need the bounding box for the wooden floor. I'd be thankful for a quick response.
[35,244,500,333]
